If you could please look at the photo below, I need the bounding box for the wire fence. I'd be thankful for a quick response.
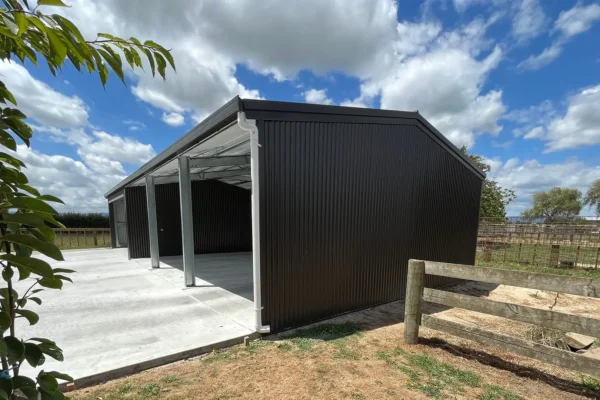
[476,218,600,269]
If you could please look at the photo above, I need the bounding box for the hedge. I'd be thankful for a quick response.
[55,212,110,228]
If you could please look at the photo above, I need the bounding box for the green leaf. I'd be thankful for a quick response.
[40,388,65,400]
[2,267,13,282]
[1,14,18,35]
[0,234,63,261]
[8,196,58,214]
[37,213,64,228]
[5,336,25,364]
[145,40,175,71]
[27,15,47,34]
[38,277,63,289]
[154,52,167,80]
[0,388,8,400]
[14,11,29,36]
[0,288,18,299]
[21,185,42,197]
[142,47,155,77]
[38,343,63,361]
[0,130,17,151]
[37,374,58,394]
[16,309,39,325]
[13,376,36,389]
[98,46,125,84]
[0,379,11,399]
[52,268,75,274]
[37,0,70,7]
[29,337,56,345]
[2,213,56,241]
[18,386,39,400]
[46,371,73,382]
[24,343,43,367]
[28,297,42,305]
[0,339,6,357]
[16,265,31,280]
[13,243,33,258]
[0,152,25,169]
[46,28,68,63]
[37,194,64,204]
[55,274,72,283]
[98,33,116,40]
[0,311,11,331]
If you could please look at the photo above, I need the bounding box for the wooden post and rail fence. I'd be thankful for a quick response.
[404,259,600,378]
[51,228,111,248]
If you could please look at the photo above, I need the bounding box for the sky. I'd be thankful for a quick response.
[3,0,600,216]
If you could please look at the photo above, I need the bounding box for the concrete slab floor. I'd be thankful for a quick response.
[15,248,255,381]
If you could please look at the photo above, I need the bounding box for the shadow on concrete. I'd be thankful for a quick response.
[160,252,253,301]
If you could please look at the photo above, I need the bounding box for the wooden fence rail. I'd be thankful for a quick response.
[404,259,600,378]
[51,228,111,248]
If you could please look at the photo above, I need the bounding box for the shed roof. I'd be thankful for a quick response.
[104,97,485,198]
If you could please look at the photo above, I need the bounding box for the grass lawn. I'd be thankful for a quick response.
[476,259,600,280]
[477,243,600,269]
[70,323,599,400]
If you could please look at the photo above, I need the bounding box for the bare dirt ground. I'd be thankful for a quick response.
[70,282,600,400]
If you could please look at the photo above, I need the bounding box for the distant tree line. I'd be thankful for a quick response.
[54,212,110,228]
[521,179,600,222]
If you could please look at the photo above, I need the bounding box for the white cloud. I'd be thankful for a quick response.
[83,131,156,165]
[488,158,600,215]
[161,112,185,127]
[10,145,124,213]
[0,61,88,128]
[77,151,125,175]
[517,43,563,71]
[304,89,333,105]
[35,126,156,166]
[123,120,146,131]
[58,0,397,121]
[544,85,600,152]
[504,100,556,138]
[378,46,505,149]
[555,2,600,38]
[518,2,600,71]
[523,126,545,139]
[512,0,548,43]
[507,85,600,151]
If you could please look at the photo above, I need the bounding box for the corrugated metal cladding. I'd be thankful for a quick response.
[259,120,482,332]
[125,181,251,258]
[108,202,116,248]
[125,186,149,258]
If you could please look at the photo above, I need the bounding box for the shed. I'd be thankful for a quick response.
[104,97,484,334]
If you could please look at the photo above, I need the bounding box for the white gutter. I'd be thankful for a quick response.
[237,112,270,334]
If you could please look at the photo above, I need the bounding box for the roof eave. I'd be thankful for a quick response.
[103,96,242,199]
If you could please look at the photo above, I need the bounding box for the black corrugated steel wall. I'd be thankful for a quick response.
[108,201,116,248]
[259,120,482,332]
[191,180,252,254]
[125,181,251,258]
[125,186,149,258]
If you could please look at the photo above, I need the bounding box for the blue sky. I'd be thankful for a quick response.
[3,0,600,215]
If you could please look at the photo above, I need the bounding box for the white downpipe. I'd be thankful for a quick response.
[237,112,270,334]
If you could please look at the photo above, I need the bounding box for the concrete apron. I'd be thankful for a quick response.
[60,332,260,392]
[14,248,256,391]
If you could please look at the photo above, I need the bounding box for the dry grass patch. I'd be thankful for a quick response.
[68,320,594,400]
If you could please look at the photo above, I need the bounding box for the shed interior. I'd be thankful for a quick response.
[117,120,257,330]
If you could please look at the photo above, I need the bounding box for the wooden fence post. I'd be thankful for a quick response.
[575,246,580,268]
[93,231,98,247]
[404,260,425,345]
[595,247,600,270]
[550,245,560,267]
[517,243,522,263]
